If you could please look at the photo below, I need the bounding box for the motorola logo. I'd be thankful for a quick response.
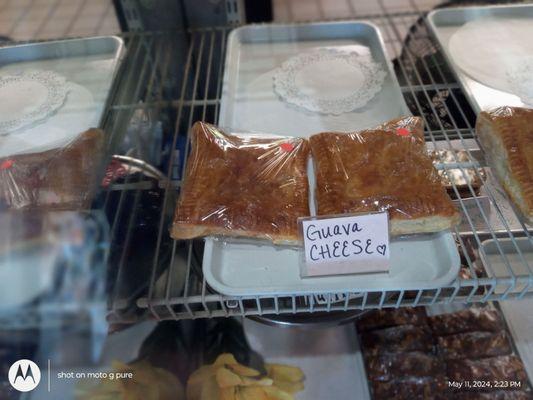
[8,360,41,392]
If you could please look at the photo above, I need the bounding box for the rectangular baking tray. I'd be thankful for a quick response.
[204,21,460,296]
[427,4,533,114]
[244,318,371,400]
[0,36,124,157]
[478,237,533,295]
[218,21,409,136]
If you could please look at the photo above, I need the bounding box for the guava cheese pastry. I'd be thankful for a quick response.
[309,117,460,235]
[171,122,310,244]
[476,106,533,224]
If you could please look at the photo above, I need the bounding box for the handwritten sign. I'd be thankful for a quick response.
[300,212,390,277]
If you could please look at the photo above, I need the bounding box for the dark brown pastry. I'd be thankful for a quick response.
[357,307,428,332]
[310,117,460,235]
[366,352,444,382]
[0,128,105,210]
[429,308,504,336]
[437,331,511,360]
[455,391,533,400]
[361,324,434,356]
[371,377,448,400]
[447,355,528,383]
[171,122,310,244]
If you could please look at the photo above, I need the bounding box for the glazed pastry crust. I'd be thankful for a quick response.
[476,106,533,224]
[171,122,310,244]
[0,128,105,210]
[310,117,460,235]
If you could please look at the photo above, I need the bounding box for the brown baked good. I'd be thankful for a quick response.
[476,106,533,223]
[437,331,511,360]
[428,308,504,336]
[455,391,533,400]
[446,355,528,383]
[371,378,448,400]
[433,149,485,199]
[365,351,444,382]
[357,307,428,332]
[361,324,434,356]
[310,117,460,235]
[171,122,310,244]
[0,129,105,210]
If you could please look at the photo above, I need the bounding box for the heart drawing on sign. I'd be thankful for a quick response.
[376,244,387,256]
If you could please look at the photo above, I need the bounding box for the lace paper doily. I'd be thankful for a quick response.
[0,70,69,135]
[507,58,533,106]
[273,48,387,115]
[449,17,533,105]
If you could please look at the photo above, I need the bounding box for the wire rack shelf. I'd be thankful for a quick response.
[103,2,533,323]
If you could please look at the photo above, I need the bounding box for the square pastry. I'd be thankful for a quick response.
[476,106,533,224]
[171,122,310,244]
[309,117,460,235]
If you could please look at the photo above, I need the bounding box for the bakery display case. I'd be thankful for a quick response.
[1,0,533,399]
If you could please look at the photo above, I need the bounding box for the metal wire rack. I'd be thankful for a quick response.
[103,1,533,324]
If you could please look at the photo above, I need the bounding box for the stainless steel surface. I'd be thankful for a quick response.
[0,36,124,130]
[244,318,371,399]
[99,2,533,324]
[249,310,370,328]
[427,4,533,114]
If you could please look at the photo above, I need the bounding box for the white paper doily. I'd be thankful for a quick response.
[0,70,69,135]
[273,48,387,115]
[507,57,533,106]
[449,17,533,105]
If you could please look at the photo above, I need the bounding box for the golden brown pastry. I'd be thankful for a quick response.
[186,354,304,400]
[0,129,105,210]
[476,106,533,223]
[309,117,460,235]
[171,122,310,244]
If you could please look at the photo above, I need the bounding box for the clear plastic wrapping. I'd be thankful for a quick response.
[446,355,528,383]
[356,307,428,332]
[428,308,504,336]
[309,116,460,235]
[476,106,533,223]
[0,128,105,210]
[455,390,533,400]
[365,351,444,382]
[437,331,512,360]
[371,377,447,400]
[361,324,434,356]
[171,122,310,244]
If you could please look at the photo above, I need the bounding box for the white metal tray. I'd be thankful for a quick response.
[427,4,533,114]
[478,237,533,295]
[0,36,124,157]
[204,21,460,297]
[204,233,459,296]
[218,21,409,136]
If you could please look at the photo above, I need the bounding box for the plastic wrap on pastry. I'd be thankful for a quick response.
[446,355,528,383]
[371,377,448,400]
[476,106,533,223]
[437,331,511,360]
[0,129,105,210]
[428,308,504,336]
[365,351,444,382]
[357,307,428,332]
[171,122,310,244]
[361,324,434,356]
[309,117,460,235]
[455,391,533,400]
[433,149,485,199]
